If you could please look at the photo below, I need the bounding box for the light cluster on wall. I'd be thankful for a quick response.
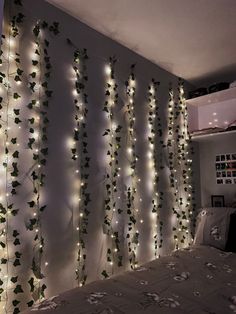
[147,79,163,259]
[1,0,197,310]
[25,21,53,305]
[102,57,123,279]
[167,80,195,249]
[124,64,140,269]
[0,4,25,314]
[69,46,90,287]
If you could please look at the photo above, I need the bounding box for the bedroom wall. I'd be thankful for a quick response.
[0,0,4,37]
[0,0,194,311]
[198,133,236,207]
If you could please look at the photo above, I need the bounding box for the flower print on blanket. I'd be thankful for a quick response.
[173,272,190,281]
[210,225,222,240]
[87,292,107,305]
[31,296,62,311]
[229,296,236,312]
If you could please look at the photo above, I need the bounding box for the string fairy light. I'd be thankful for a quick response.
[124,64,140,269]
[147,79,163,259]
[167,80,195,249]
[70,47,90,287]
[26,21,52,305]
[101,57,123,279]
[0,2,25,313]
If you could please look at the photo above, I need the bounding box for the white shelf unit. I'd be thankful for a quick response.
[186,87,236,135]
[191,129,236,142]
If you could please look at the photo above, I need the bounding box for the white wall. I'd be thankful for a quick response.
[197,133,236,207]
[0,0,4,38]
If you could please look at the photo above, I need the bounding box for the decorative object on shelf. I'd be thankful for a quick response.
[188,87,207,99]
[215,153,236,185]
[208,82,230,94]
[211,195,225,207]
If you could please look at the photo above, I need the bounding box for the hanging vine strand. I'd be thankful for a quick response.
[101,57,123,279]
[0,2,25,313]
[69,46,90,287]
[167,80,195,250]
[147,79,163,259]
[26,21,55,307]
[125,64,140,269]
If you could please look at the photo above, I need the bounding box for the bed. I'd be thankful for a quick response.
[25,208,236,314]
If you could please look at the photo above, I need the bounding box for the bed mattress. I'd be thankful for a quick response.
[25,245,236,314]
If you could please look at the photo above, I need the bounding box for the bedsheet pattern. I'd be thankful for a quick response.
[25,246,236,314]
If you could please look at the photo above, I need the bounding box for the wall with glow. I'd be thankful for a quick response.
[0,0,195,312]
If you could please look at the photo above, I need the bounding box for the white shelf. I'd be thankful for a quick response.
[186,87,236,107]
[191,129,236,142]
[186,87,236,133]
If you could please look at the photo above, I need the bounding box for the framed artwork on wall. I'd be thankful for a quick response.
[215,153,236,184]
[211,195,225,207]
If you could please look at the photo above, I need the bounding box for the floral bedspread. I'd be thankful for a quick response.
[25,246,236,314]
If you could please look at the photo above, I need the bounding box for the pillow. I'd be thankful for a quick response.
[194,207,236,250]
[225,212,236,252]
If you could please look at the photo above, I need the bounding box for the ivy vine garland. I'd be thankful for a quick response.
[167,80,195,249]
[124,64,140,269]
[147,79,163,258]
[69,45,90,287]
[26,20,58,306]
[0,2,25,313]
[101,57,123,279]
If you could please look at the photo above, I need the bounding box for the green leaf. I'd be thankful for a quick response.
[101,270,109,278]
[12,299,20,307]
[13,285,23,294]
[27,300,34,307]
[11,276,18,283]
[28,201,35,208]
[13,93,21,100]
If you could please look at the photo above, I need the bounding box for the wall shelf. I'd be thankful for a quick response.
[187,87,236,107]
[191,129,236,142]
[186,87,236,133]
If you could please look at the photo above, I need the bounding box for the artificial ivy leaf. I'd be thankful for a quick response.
[39,205,46,212]
[11,276,18,283]
[11,181,20,188]
[13,259,21,267]
[41,148,48,155]
[11,137,17,144]
[32,60,38,66]
[27,300,34,307]
[28,201,35,208]
[29,82,36,91]
[11,209,19,216]
[45,90,53,97]
[13,93,21,100]
[101,270,109,279]
[12,300,20,307]
[30,72,36,78]
[14,117,22,124]
[13,230,19,237]
[28,117,35,124]
[13,109,20,116]
[13,285,23,294]
[17,68,23,76]
[0,241,6,249]
[28,138,35,149]
[13,238,20,246]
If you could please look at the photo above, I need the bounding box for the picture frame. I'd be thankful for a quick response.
[211,195,225,207]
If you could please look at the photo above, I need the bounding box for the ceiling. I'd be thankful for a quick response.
[46,0,236,86]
